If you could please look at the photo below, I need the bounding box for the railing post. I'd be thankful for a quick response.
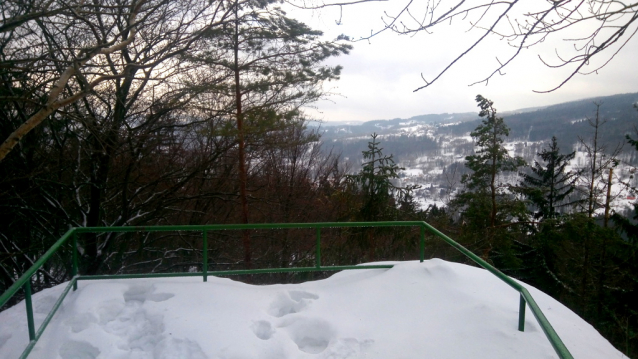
[72,231,78,291]
[24,279,36,341]
[203,230,208,282]
[518,294,526,332]
[420,225,425,262]
[316,227,321,269]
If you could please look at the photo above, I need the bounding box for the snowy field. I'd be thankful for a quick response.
[0,260,627,359]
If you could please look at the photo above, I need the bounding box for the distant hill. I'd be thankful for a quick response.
[320,112,478,140]
[320,92,638,164]
[439,92,638,150]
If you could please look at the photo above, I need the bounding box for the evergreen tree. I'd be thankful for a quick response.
[344,133,419,261]
[519,136,578,220]
[614,103,638,243]
[454,95,526,261]
[624,103,638,152]
[348,133,418,221]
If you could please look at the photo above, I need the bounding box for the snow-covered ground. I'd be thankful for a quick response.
[415,198,446,210]
[0,260,626,359]
[396,134,638,213]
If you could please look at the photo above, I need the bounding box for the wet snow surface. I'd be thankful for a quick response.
[0,260,627,358]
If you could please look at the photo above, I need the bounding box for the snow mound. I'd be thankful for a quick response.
[0,259,627,359]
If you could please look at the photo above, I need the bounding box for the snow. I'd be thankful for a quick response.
[417,198,446,210]
[400,169,423,177]
[0,260,626,359]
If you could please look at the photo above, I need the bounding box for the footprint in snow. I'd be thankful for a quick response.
[84,283,206,358]
[279,317,334,354]
[64,313,98,333]
[123,283,175,303]
[321,338,375,359]
[268,290,318,318]
[154,337,207,359]
[251,320,275,340]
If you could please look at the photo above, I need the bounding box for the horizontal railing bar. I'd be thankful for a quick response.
[202,265,396,276]
[0,228,76,309]
[74,222,425,234]
[77,265,395,280]
[78,272,203,280]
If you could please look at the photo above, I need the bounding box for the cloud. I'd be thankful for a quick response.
[287,2,638,122]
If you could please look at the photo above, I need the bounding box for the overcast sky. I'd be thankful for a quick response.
[286,1,638,123]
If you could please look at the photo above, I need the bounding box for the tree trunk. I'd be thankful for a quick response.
[85,65,137,275]
[603,168,613,228]
[234,1,251,268]
[597,168,613,322]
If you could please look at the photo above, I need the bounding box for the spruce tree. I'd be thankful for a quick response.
[614,103,638,243]
[345,133,419,261]
[348,133,418,221]
[519,136,577,220]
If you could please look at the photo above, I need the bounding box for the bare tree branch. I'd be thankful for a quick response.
[323,0,638,92]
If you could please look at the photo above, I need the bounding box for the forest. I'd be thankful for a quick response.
[1,0,638,357]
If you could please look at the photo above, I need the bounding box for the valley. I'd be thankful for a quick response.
[319,92,638,215]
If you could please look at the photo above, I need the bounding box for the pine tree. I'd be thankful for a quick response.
[461,95,525,225]
[189,0,351,266]
[454,95,526,261]
[519,136,577,220]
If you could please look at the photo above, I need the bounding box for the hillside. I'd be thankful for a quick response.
[319,92,638,210]
[0,260,627,358]
[321,92,638,162]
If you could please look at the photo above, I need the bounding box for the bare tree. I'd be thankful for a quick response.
[570,102,622,314]
[576,103,622,218]
[0,0,234,162]
[0,0,240,278]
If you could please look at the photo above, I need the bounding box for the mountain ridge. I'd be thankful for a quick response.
[318,92,638,213]
[319,92,638,134]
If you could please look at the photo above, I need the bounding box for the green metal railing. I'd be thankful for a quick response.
[0,222,574,359]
